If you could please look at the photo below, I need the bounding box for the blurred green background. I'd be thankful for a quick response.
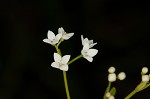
[0,0,150,99]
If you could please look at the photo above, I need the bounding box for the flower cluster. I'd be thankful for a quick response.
[141,67,150,82]
[43,27,98,71]
[108,66,126,82]
[133,67,150,93]
[43,27,74,45]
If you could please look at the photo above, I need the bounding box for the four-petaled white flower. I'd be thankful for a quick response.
[43,30,62,45]
[51,53,70,71]
[58,27,74,40]
[81,43,98,62]
[81,35,97,48]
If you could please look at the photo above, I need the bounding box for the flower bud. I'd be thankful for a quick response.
[142,67,148,75]
[109,96,115,99]
[142,75,149,82]
[108,73,116,82]
[106,92,111,98]
[118,72,126,80]
[108,67,116,73]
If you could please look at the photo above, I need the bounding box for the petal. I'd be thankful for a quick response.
[87,49,98,57]
[84,56,93,62]
[56,33,62,41]
[54,53,61,62]
[48,31,55,40]
[61,55,70,64]
[58,27,65,34]
[89,40,93,44]
[82,38,89,46]
[62,33,74,40]
[43,39,51,44]
[51,62,59,69]
[82,43,90,51]
[81,35,84,44]
[59,64,68,71]
[90,43,97,48]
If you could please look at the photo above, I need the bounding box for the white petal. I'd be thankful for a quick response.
[51,40,59,45]
[62,33,74,40]
[59,64,68,71]
[81,35,84,45]
[82,43,90,51]
[43,39,51,44]
[54,53,61,62]
[61,55,70,64]
[84,56,93,62]
[87,49,98,57]
[48,31,55,40]
[56,33,62,41]
[81,49,86,57]
[51,62,59,69]
[58,27,65,34]
[83,38,89,45]
[89,40,93,44]
[89,43,97,48]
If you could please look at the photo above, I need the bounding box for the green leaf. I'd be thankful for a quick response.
[110,87,116,96]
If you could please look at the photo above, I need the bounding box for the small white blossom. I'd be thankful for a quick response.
[81,35,97,48]
[142,67,148,75]
[142,75,149,82]
[51,53,70,71]
[118,72,126,80]
[108,67,116,73]
[108,73,116,82]
[58,27,74,40]
[43,30,62,45]
[109,96,115,99]
[81,43,98,62]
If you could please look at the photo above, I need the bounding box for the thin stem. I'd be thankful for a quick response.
[57,39,63,47]
[124,90,137,99]
[68,55,83,65]
[103,82,111,99]
[63,71,71,99]
[54,44,71,99]
[54,45,62,56]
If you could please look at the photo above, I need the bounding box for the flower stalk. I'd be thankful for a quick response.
[68,55,83,65]
[54,44,71,99]
[124,90,137,99]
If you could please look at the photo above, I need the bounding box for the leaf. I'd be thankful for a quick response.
[110,87,116,96]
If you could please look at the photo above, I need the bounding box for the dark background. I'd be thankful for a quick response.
[0,0,150,99]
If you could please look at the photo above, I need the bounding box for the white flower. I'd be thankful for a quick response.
[58,27,74,40]
[81,35,97,48]
[43,30,62,45]
[142,75,149,82]
[81,43,98,62]
[108,67,116,73]
[142,67,148,75]
[108,73,116,82]
[118,72,126,80]
[51,53,70,71]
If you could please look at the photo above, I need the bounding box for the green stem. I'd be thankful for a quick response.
[103,82,111,99]
[54,44,71,99]
[63,71,71,99]
[124,90,137,99]
[57,39,63,47]
[54,45,62,56]
[68,55,83,65]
